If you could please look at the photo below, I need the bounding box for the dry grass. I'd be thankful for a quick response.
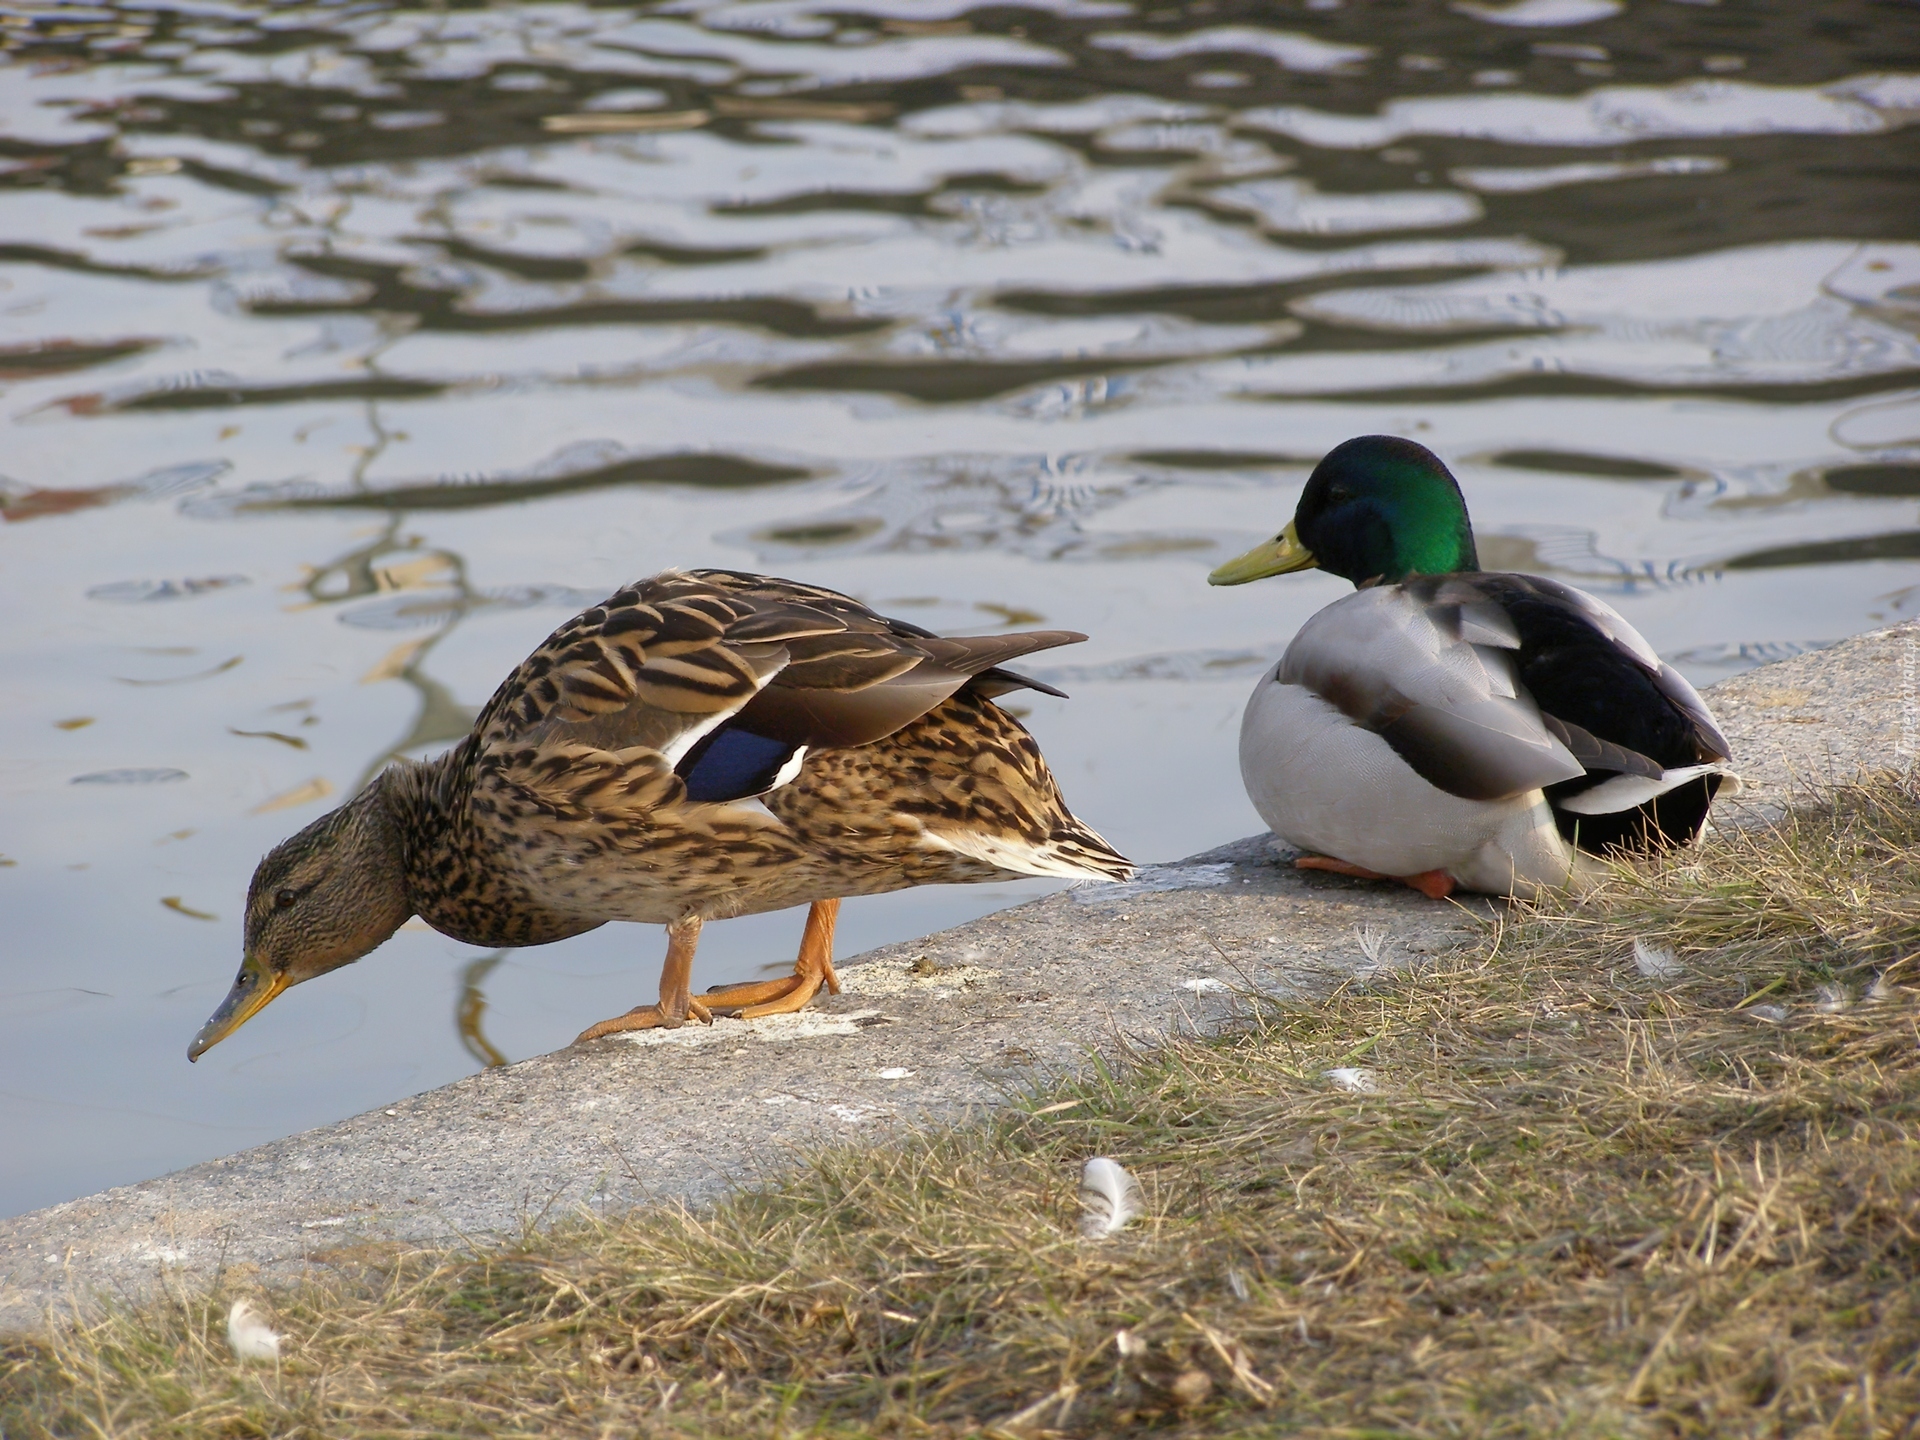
[1536,768,1920,981]
[5,773,1918,1438]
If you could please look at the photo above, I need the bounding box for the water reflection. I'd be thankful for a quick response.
[456,951,510,1070]
[1,0,1915,1218]
[296,518,482,784]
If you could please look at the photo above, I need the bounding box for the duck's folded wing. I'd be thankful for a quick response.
[474,578,826,761]
[1279,585,1587,802]
[742,627,1084,748]
[1485,572,1732,764]
[1412,572,1740,821]
[474,570,1086,810]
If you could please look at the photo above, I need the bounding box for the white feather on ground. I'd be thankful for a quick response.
[1633,937,1684,979]
[1325,1067,1378,1093]
[1078,1157,1144,1238]
[1355,924,1392,967]
[226,1300,281,1362]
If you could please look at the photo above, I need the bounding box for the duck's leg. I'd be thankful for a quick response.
[574,915,714,1043]
[699,898,842,1020]
[1294,855,1455,901]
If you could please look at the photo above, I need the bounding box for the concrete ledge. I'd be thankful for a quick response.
[3,620,1912,1333]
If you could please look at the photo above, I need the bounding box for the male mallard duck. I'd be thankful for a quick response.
[1207,436,1738,900]
[189,569,1130,1060]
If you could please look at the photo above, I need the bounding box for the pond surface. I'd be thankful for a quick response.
[2,0,1917,1219]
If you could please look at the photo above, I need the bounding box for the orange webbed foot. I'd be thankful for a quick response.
[574,915,712,1044]
[1295,855,1455,900]
[701,972,822,1020]
[701,898,843,1021]
[1295,854,1389,881]
[573,997,713,1044]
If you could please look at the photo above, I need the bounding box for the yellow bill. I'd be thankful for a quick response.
[1207,521,1319,585]
[188,954,289,1061]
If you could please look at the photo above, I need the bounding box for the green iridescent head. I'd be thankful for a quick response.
[1208,436,1479,588]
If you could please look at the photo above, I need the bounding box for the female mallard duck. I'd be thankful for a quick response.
[1207,436,1739,900]
[189,569,1130,1060]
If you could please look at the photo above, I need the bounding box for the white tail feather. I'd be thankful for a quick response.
[921,826,1130,882]
[1078,1157,1144,1238]
[1559,762,1740,816]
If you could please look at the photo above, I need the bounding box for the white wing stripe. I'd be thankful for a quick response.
[656,655,791,769]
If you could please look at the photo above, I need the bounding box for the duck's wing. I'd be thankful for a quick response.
[1279,583,1586,803]
[690,569,1072,702]
[1448,573,1737,825]
[1461,573,1731,763]
[475,569,1085,809]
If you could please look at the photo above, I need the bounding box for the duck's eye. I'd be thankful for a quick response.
[275,888,297,910]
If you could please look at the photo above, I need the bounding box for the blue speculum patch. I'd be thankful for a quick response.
[678,726,802,803]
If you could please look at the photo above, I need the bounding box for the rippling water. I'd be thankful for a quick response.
[1,0,1916,1217]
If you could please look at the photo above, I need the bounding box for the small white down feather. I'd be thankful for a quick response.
[226,1300,281,1362]
[1078,1157,1145,1239]
[1633,937,1684,979]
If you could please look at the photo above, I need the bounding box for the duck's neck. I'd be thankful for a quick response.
[370,743,465,894]
[373,740,596,948]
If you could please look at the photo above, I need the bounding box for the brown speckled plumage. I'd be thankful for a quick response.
[190,569,1131,1058]
[370,569,1128,945]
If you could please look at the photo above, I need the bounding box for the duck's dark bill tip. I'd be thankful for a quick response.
[187,955,287,1064]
